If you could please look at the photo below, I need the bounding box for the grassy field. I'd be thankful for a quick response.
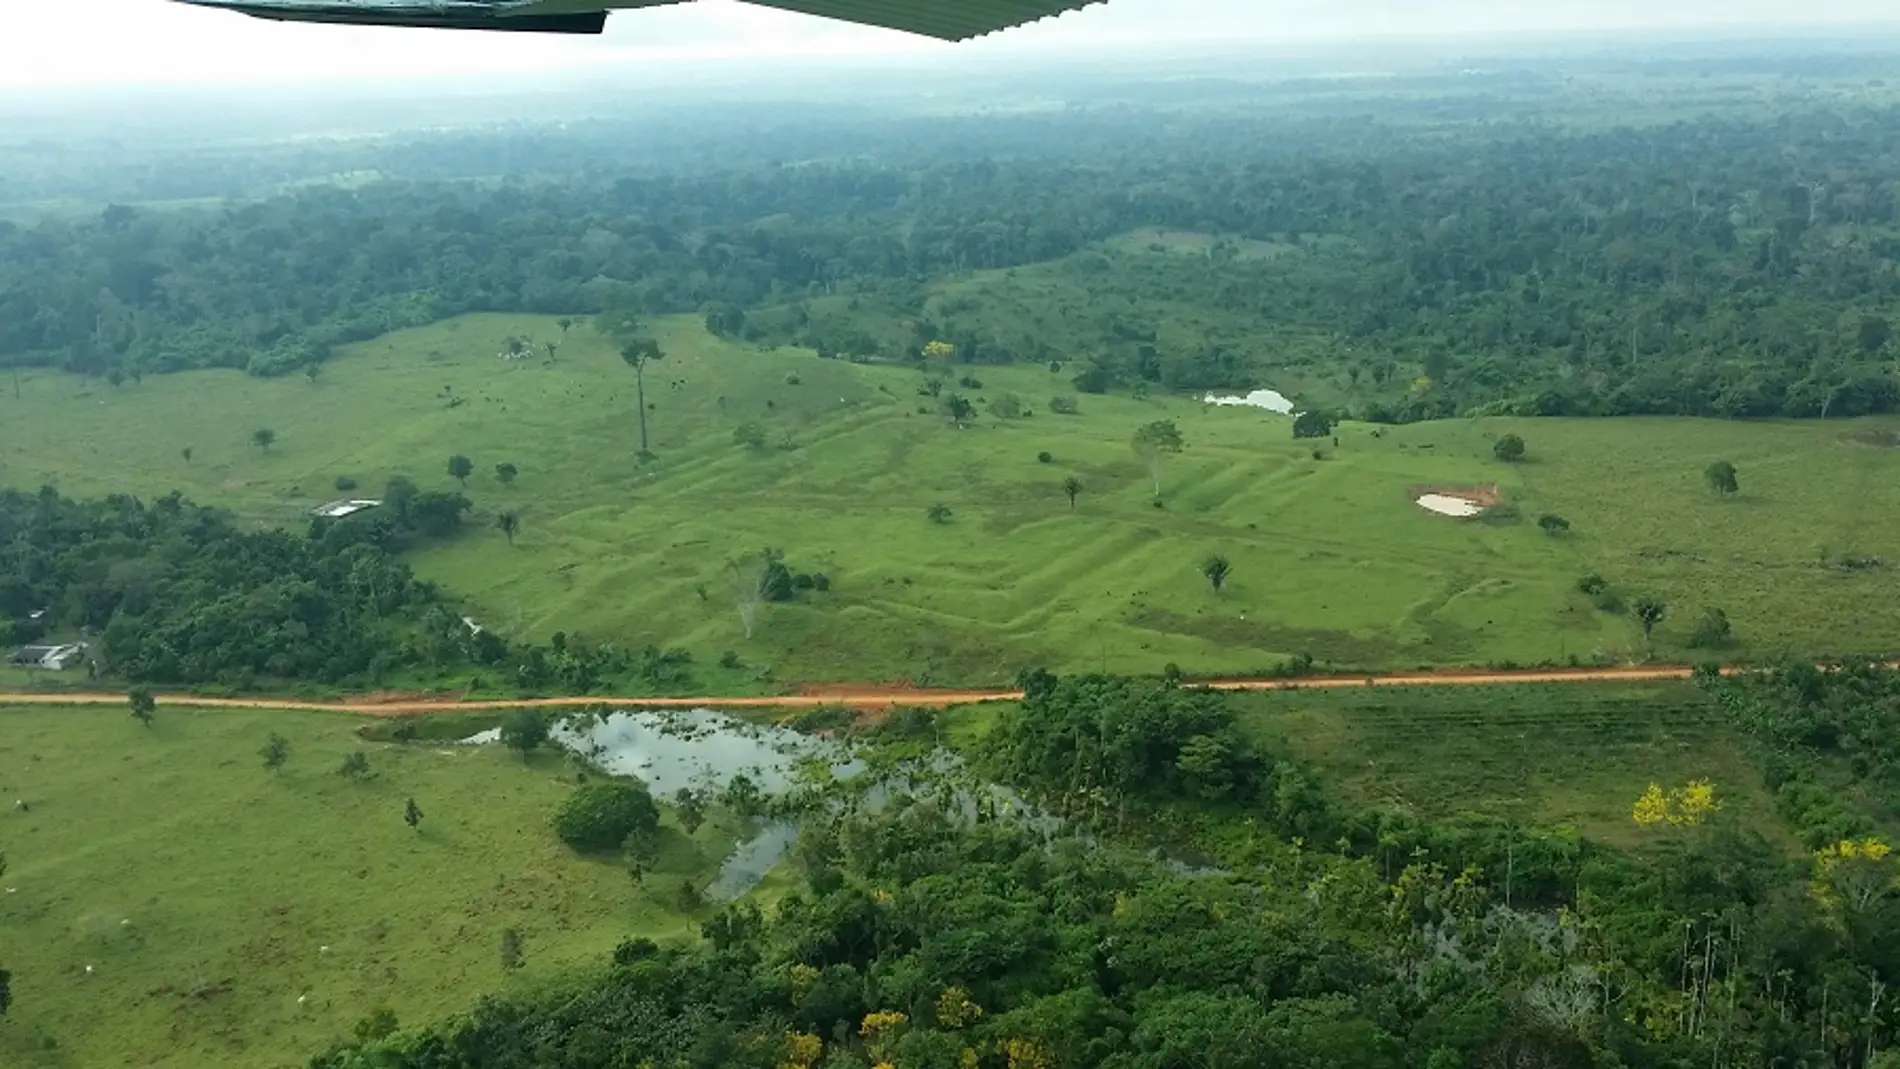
[0,705,738,1069]
[1230,681,1784,849]
[4,311,1899,685]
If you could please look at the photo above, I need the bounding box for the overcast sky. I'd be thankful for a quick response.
[3,0,1897,90]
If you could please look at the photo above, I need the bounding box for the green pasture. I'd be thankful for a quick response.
[1230,681,1785,849]
[0,705,734,1068]
[4,312,1898,685]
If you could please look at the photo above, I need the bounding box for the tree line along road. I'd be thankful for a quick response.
[0,662,1738,716]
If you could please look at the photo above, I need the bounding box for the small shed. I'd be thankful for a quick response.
[7,643,87,671]
[313,499,383,519]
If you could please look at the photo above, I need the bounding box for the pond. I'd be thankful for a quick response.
[468,709,1215,901]
[549,709,860,901]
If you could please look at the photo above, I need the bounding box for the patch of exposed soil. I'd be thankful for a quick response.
[1407,483,1503,508]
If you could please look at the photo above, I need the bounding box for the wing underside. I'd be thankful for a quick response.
[175,0,1104,39]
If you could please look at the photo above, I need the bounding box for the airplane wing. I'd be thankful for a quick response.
[172,0,1106,40]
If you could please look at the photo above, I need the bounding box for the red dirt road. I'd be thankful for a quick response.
[0,663,1720,717]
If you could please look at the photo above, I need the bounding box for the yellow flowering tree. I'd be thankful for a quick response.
[935,986,984,1030]
[1811,837,1898,920]
[922,340,956,365]
[1631,779,1720,827]
[861,1010,909,1062]
[778,1031,823,1069]
[1005,1037,1058,1069]
[788,963,819,1003]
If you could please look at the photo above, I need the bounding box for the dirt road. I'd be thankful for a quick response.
[0,662,1718,717]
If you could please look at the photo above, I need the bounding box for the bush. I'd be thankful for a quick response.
[1037,451,1054,464]
[335,475,359,492]
[1576,573,1609,595]
[718,650,742,670]
[1048,395,1080,415]
[1687,607,1734,649]
[1592,589,1626,615]
[1072,365,1114,394]
[957,376,983,390]
[553,781,659,854]
[1292,410,1333,440]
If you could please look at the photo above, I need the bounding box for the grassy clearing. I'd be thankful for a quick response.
[1230,682,1785,849]
[0,705,734,1069]
[3,312,1897,686]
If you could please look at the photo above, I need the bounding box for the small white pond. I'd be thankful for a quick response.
[1416,494,1483,517]
[1203,388,1294,414]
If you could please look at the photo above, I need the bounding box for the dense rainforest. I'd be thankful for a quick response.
[5,95,1900,418]
[313,670,1900,1069]
[0,487,659,690]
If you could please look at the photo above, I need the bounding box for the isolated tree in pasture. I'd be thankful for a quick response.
[0,966,11,1018]
[338,751,370,780]
[251,427,276,453]
[261,732,290,772]
[1705,460,1740,496]
[733,422,767,451]
[554,781,659,853]
[1634,597,1667,640]
[499,928,523,972]
[500,708,549,761]
[557,316,574,338]
[1131,420,1185,497]
[675,787,706,835]
[410,491,472,537]
[619,338,665,457]
[107,367,124,389]
[447,455,474,487]
[1062,476,1083,510]
[384,476,419,525]
[495,461,518,486]
[927,503,954,524]
[497,511,520,545]
[1493,433,1527,462]
[1688,607,1733,648]
[676,878,703,913]
[1292,410,1333,440]
[304,361,322,385]
[730,555,771,639]
[1537,513,1571,536]
[180,446,193,466]
[941,393,976,427]
[1201,554,1232,594]
[922,340,956,365]
[403,797,423,831]
[128,687,155,727]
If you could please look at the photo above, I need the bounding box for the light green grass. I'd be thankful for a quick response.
[1231,682,1785,849]
[0,705,735,1069]
[4,312,1898,685]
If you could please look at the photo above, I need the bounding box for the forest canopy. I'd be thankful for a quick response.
[5,99,1900,419]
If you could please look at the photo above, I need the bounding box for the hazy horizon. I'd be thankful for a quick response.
[7,0,1900,91]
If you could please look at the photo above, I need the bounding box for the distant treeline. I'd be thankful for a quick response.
[5,100,1900,418]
